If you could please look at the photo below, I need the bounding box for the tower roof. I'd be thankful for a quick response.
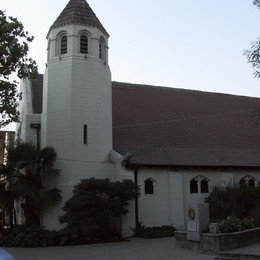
[50,0,109,36]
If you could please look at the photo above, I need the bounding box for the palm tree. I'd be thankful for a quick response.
[0,141,61,226]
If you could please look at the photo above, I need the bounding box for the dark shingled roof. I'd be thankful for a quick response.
[112,82,260,167]
[31,76,260,168]
[50,0,109,36]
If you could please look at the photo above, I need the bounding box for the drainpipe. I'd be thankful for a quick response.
[134,168,139,228]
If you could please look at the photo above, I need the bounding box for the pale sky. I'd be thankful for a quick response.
[1,0,260,99]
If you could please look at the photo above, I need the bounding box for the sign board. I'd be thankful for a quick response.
[187,220,197,232]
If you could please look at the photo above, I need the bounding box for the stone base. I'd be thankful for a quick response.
[175,227,260,254]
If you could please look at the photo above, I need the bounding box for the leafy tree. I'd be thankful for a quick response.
[0,141,61,225]
[59,178,139,239]
[0,10,38,127]
[205,183,260,221]
[253,0,260,8]
[245,1,260,78]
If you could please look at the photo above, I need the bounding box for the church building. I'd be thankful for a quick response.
[17,0,260,236]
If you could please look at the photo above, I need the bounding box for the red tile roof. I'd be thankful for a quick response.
[50,0,109,36]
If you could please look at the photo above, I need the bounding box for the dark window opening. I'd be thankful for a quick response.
[248,179,255,187]
[145,180,154,194]
[200,179,209,193]
[60,36,67,54]
[190,179,198,193]
[99,41,102,59]
[83,125,87,144]
[80,35,88,53]
[240,177,256,188]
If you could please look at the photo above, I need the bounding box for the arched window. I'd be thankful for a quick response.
[99,37,105,60]
[248,179,255,187]
[83,124,87,144]
[190,176,210,194]
[239,175,257,188]
[144,178,155,194]
[200,179,209,193]
[80,35,88,53]
[60,35,67,54]
[190,179,198,193]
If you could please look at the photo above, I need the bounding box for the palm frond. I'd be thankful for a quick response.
[3,140,61,225]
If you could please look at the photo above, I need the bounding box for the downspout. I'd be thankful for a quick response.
[134,168,139,228]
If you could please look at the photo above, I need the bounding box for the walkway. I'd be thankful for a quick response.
[4,237,260,260]
[4,237,216,260]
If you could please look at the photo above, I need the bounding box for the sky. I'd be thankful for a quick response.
[1,0,260,100]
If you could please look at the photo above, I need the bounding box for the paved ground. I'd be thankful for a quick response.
[4,237,260,260]
[3,237,217,260]
[220,241,260,259]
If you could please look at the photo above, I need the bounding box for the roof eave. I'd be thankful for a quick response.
[125,162,260,170]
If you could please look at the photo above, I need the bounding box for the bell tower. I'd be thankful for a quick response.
[41,0,114,229]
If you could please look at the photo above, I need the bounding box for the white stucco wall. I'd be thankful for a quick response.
[136,168,186,228]
[43,160,115,230]
[42,24,112,162]
[40,23,114,229]
[122,166,260,231]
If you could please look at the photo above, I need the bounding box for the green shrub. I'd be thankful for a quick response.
[59,178,139,240]
[219,216,260,233]
[205,183,260,221]
[132,223,175,239]
[0,225,119,247]
[0,225,57,247]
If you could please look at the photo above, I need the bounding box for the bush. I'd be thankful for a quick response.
[205,183,260,221]
[132,223,175,239]
[0,224,121,247]
[0,225,57,247]
[219,216,260,233]
[59,178,139,240]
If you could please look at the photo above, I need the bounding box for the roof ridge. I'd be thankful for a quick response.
[112,81,260,99]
